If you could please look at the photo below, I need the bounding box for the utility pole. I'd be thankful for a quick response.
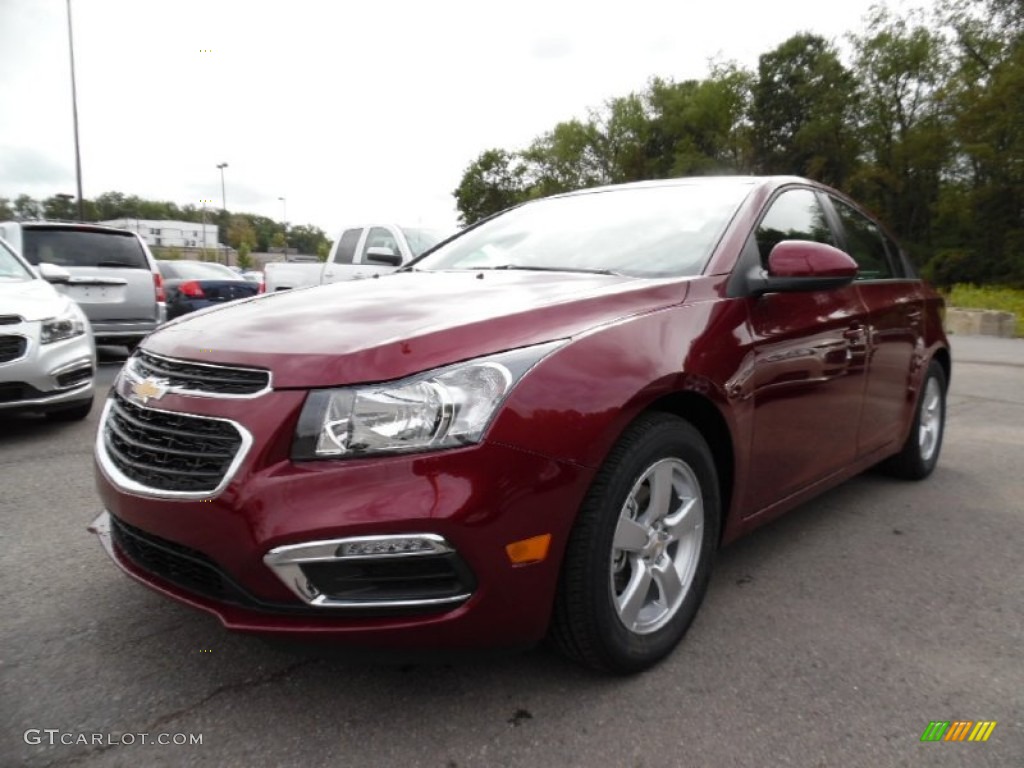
[66,0,84,221]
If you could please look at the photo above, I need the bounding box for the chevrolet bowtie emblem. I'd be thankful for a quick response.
[131,377,168,404]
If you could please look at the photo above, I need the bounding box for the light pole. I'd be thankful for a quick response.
[216,163,228,211]
[65,0,84,221]
[216,163,228,264]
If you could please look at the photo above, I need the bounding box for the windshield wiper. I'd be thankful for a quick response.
[473,265,624,276]
[95,260,134,268]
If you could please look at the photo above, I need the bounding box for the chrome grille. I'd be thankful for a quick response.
[132,350,270,396]
[102,393,244,494]
[0,335,27,363]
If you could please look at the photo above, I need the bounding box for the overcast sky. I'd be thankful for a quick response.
[1,0,896,235]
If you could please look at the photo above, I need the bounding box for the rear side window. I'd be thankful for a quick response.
[332,228,362,264]
[755,189,835,264]
[21,228,149,269]
[831,198,896,280]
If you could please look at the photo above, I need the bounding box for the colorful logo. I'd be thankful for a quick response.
[921,721,997,742]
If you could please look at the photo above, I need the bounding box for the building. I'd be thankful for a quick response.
[98,219,219,249]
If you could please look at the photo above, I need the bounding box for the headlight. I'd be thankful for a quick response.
[40,301,86,344]
[292,341,565,460]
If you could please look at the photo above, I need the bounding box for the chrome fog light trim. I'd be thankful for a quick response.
[263,534,471,608]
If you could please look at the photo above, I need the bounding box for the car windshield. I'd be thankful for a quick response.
[401,228,446,257]
[416,182,753,278]
[0,241,34,281]
[21,227,149,269]
[159,261,239,280]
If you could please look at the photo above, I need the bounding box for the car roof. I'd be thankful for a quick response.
[553,175,816,200]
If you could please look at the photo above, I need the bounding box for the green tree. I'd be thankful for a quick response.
[0,197,15,220]
[929,0,1024,285]
[237,241,253,270]
[647,64,754,177]
[14,194,43,221]
[453,148,530,226]
[92,191,128,220]
[522,118,608,197]
[227,214,258,251]
[42,194,78,221]
[286,224,329,256]
[316,240,330,262]
[848,6,951,257]
[594,93,655,182]
[751,33,860,186]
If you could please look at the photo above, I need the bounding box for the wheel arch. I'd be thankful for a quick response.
[932,345,951,389]
[642,392,735,545]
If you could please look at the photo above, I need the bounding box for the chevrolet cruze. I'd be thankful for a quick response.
[91,177,950,672]
[0,237,95,421]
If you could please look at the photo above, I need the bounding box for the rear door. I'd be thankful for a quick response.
[21,227,158,322]
[825,196,922,453]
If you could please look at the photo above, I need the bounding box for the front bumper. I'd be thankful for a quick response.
[0,321,95,412]
[92,392,594,647]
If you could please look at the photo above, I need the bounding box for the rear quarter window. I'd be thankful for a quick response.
[22,229,149,269]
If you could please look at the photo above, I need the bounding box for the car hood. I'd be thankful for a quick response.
[0,278,67,321]
[144,270,687,388]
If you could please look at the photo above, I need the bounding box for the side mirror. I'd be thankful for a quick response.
[745,241,858,296]
[365,246,402,267]
[38,262,72,284]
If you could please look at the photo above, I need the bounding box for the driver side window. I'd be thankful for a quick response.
[755,189,835,265]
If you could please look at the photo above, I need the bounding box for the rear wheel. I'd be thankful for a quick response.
[45,398,93,422]
[880,359,947,480]
[551,413,719,674]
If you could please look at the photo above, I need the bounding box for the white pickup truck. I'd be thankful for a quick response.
[263,224,449,292]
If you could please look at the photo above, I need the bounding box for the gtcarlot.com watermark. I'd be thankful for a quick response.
[24,729,203,746]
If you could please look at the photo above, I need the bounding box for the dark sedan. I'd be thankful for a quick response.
[157,260,260,319]
[95,177,949,673]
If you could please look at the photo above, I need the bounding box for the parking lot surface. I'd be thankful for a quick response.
[2,337,1021,767]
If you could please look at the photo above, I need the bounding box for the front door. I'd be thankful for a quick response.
[742,188,870,511]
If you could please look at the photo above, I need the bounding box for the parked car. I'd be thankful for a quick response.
[90,176,950,672]
[0,236,96,421]
[263,225,449,291]
[0,222,166,351]
[239,271,263,286]
[157,260,260,319]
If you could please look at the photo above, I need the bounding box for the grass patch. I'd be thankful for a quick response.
[945,284,1024,337]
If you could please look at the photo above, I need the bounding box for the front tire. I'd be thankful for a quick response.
[880,359,947,480]
[551,413,719,674]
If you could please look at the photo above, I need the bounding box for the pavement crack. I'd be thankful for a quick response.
[38,659,315,768]
[147,658,315,729]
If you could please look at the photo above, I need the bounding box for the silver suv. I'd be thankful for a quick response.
[0,222,166,350]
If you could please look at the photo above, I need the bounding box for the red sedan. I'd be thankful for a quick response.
[91,176,950,673]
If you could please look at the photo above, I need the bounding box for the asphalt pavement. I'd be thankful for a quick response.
[1,338,1021,767]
